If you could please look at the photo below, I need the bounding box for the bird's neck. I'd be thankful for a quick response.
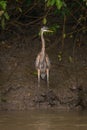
[41,32,45,55]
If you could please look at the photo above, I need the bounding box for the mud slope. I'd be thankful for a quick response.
[0,27,87,110]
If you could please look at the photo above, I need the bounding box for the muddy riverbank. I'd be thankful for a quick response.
[0,26,87,110]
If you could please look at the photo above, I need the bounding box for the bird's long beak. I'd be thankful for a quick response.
[47,29,53,33]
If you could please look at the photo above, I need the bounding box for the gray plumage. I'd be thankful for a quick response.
[35,52,50,79]
[35,26,50,84]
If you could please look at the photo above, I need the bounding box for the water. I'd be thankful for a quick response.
[0,110,87,130]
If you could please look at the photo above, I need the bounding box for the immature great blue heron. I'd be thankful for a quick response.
[35,26,51,89]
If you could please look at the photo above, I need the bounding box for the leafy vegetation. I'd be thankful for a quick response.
[0,0,86,39]
[0,0,9,29]
[46,0,66,9]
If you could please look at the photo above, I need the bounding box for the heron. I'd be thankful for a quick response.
[35,26,52,89]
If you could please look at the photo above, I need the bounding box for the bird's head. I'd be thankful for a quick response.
[41,26,53,33]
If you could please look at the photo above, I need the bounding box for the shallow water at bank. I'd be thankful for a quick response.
[0,110,87,130]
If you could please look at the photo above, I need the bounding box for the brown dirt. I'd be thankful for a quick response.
[0,26,87,110]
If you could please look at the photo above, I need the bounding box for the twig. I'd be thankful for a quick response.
[61,14,66,51]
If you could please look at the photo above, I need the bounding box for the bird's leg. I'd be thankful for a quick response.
[46,68,50,103]
[38,69,40,89]
[36,69,40,106]
[47,68,49,90]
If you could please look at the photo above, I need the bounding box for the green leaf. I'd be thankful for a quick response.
[50,24,60,32]
[47,0,51,7]
[56,0,63,10]
[4,12,9,20]
[50,0,56,6]
[63,33,66,38]
[43,18,47,25]
[17,7,22,13]
[58,54,62,61]
[70,34,73,38]
[69,56,73,63]
[0,1,7,10]
[86,2,87,6]
[58,51,62,61]
[46,0,56,7]
[1,17,5,29]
